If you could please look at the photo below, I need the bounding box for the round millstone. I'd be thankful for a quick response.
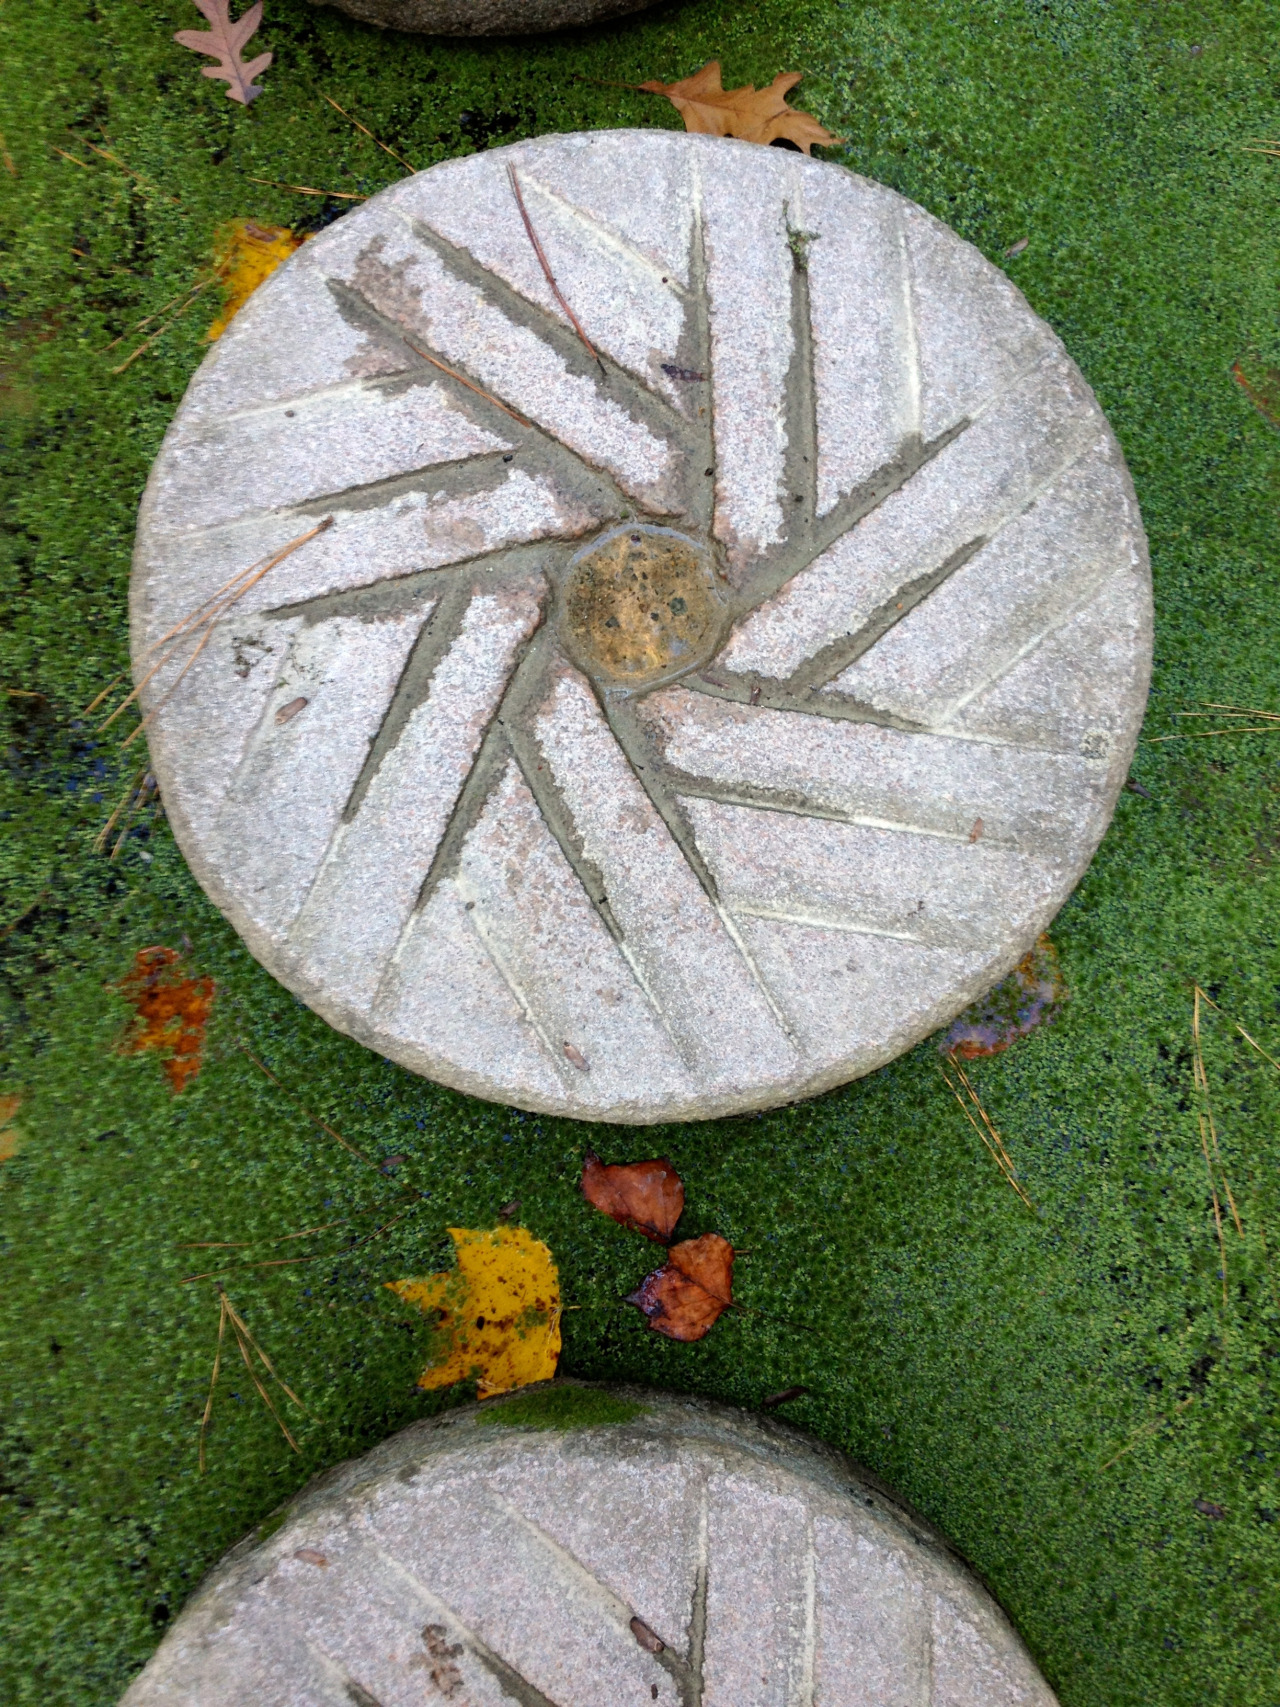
[119,1387,1060,1707]
[304,0,653,34]
[131,131,1151,1123]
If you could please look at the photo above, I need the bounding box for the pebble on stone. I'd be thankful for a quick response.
[131,132,1151,1123]
[120,1388,1060,1707]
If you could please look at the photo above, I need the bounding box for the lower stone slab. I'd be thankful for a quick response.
[305,0,655,38]
[120,1387,1058,1707]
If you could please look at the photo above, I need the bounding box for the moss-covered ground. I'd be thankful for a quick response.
[3,0,1280,1701]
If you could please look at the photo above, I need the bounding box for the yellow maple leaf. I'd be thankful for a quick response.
[639,61,843,154]
[386,1225,561,1398]
[207,219,309,341]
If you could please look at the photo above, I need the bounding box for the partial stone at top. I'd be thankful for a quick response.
[305,0,654,35]
[131,131,1152,1123]
[120,1387,1060,1707]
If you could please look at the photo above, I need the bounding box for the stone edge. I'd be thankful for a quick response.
[129,132,1154,1125]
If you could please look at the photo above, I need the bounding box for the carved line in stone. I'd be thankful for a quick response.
[666,776,1019,849]
[358,1534,565,1707]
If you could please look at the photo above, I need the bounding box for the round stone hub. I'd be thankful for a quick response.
[131,131,1151,1123]
[563,524,724,687]
[119,1388,1059,1707]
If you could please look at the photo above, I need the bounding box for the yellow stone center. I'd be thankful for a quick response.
[562,526,723,687]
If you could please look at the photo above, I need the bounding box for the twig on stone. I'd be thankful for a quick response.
[247,174,367,201]
[507,165,603,372]
[404,339,532,427]
[322,94,417,175]
[938,1054,1033,1209]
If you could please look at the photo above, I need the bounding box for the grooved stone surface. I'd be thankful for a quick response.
[131,131,1151,1122]
[119,1389,1059,1707]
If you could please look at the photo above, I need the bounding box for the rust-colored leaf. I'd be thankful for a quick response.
[208,219,309,340]
[639,61,842,154]
[626,1232,734,1342]
[174,0,272,105]
[940,934,1066,1058]
[115,946,214,1093]
[582,1151,684,1243]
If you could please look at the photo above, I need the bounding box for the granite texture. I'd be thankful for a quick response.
[305,0,654,36]
[119,1387,1059,1707]
[130,131,1151,1122]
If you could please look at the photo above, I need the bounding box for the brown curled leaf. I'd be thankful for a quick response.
[626,1232,734,1342]
[582,1152,684,1243]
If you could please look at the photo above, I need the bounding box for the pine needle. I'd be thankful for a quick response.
[508,164,602,370]
[1100,1396,1195,1471]
[404,339,532,427]
[247,175,367,201]
[939,1054,1034,1209]
[322,94,417,174]
[199,1291,229,1475]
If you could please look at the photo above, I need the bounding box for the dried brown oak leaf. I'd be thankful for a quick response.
[582,1151,684,1243]
[174,0,272,106]
[627,1233,734,1342]
[639,61,842,155]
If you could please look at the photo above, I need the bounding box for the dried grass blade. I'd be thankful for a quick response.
[939,1057,1033,1209]
[236,1044,380,1169]
[94,766,148,854]
[1192,987,1243,1237]
[199,1292,229,1474]
[508,165,602,370]
[1100,1396,1194,1471]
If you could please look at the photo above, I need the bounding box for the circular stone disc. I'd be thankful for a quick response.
[131,131,1151,1123]
[120,1388,1059,1707]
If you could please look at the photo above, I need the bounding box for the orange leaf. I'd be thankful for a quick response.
[639,61,843,154]
[582,1151,684,1243]
[115,947,214,1094]
[626,1232,734,1342]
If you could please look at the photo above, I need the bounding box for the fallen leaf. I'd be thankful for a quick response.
[115,946,214,1093]
[387,1225,561,1397]
[174,0,272,106]
[626,1232,734,1342]
[639,61,842,154]
[1194,1498,1226,1519]
[208,220,309,340]
[582,1151,684,1243]
[0,1094,23,1164]
[761,1384,808,1408]
[940,934,1066,1059]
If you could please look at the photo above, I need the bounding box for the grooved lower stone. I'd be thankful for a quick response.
[119,1388,1058,1707]
[305,0,654,34]
[131,131,1151,1123]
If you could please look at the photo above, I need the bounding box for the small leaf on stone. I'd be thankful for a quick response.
[174,0,272,105]
[208,220,309,340]
[386,1225,561,1398]
[582,1152,684,1243]
[114,947,214,1093]
[626,1232,734,1342]
[639,61,842,154]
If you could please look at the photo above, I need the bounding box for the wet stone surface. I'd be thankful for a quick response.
[120,1388,1060,1707]
[131,131,1152,1122]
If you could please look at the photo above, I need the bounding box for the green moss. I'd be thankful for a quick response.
[3,1,1280,1704]
[477,1383,646,1431]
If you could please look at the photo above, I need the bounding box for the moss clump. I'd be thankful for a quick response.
[478,1385,646,1431]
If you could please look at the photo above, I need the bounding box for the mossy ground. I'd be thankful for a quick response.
[2,1,1280,1702]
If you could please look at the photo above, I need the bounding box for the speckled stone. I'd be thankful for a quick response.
[119,1387,1059,1707]
[130,131,1151,1122]
[305,0,654,35]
